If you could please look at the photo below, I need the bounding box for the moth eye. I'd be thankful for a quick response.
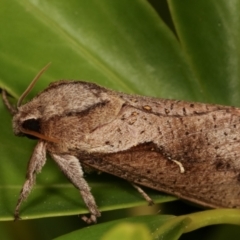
[22,118,41,133]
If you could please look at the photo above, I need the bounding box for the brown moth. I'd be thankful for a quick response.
[2,64,240,223]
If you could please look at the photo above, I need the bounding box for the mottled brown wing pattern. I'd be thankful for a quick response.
[81,141,240,209]
[78,96,240,209]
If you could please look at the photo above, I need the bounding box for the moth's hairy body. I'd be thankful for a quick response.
[4,80,240,222]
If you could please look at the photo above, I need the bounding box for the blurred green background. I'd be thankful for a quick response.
[1,0,240,239]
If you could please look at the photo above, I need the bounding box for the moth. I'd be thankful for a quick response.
[2,64,240,223]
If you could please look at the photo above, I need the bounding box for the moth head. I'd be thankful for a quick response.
[13,113,58,142]
[10,63,58,143]
[13,112,41,139]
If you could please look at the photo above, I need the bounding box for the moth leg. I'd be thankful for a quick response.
[1,90,17,115]
[14,141,47,220]
[51,154,101,224]
[131,183,154,206]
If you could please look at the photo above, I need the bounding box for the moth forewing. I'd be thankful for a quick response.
[2,65,240,223]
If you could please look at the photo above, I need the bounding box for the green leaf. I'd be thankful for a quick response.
[182,209,240,233]
[1,0,240,239]
[54,210,240,240]
[54,215,174,240]
[0,0,200,100]
[169,0,240,105]
[100,223,151,240]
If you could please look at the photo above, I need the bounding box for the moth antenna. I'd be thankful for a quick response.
[17,63,51,108]
[2,90,17,115]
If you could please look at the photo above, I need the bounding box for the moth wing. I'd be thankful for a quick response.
[81,142,240,209]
